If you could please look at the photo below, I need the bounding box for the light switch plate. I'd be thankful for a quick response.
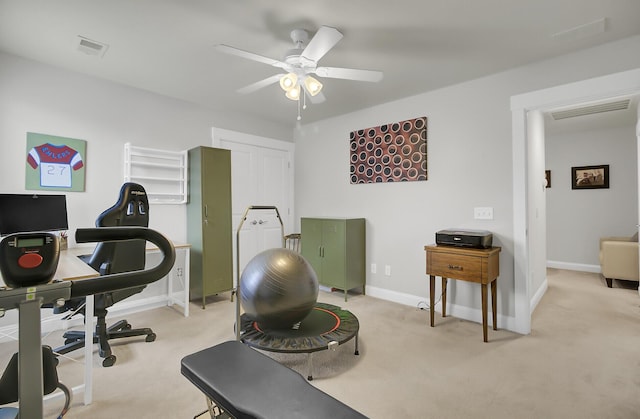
[474,207,494,220]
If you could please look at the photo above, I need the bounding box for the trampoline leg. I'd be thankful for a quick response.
[307,353,314,381]
[354,333,359,356]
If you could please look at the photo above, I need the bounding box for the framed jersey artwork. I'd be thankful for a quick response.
[25,132,86,192]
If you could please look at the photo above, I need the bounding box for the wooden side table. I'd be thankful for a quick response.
[424,244,501,342]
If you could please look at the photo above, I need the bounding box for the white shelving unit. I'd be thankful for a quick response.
[124,143,188,204]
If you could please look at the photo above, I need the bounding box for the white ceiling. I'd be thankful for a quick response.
[1,0,639,129]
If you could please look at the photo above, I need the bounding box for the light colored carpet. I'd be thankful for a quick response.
[2,269,640,418]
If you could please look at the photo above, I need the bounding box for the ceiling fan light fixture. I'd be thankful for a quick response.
[304,76,323,96]
[279,73,298,91]
[285,84,301,100]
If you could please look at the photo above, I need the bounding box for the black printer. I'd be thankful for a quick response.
[435,229,493,249]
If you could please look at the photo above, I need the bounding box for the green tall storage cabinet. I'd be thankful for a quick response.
[187,146,233,308]
[301,217,365,301]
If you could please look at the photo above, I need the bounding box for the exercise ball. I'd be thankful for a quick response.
[240,248,319,329]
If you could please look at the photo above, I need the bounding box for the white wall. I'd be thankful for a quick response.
[0,52,291,247]
[546,123,638,269]
[2,33,640,334]
[293,35,640,331]
[0,52,291,331]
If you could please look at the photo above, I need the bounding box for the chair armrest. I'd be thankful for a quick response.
[600,240,639,281]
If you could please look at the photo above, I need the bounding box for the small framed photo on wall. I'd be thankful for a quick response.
[545,170,551,188]
[571,164,609,190]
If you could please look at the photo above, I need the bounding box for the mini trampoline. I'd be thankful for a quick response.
[239,302,359,380]
[234,206,361,381]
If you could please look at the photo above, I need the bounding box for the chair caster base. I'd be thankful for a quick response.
[102,355,116,367]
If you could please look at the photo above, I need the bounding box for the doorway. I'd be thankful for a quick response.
[511,68,640,334]
[544,99,639,273]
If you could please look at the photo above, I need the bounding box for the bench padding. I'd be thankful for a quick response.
[181,341,367,419]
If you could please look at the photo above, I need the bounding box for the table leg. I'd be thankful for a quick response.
[481,283,488,342]
[429,275,435,327]
[491,279,497,330]
[83,295,94,404]
[441,277,447,318]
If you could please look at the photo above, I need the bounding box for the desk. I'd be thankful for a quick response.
[55,250,101,282]
[54,249,100,406]
[1,243,187,406]
[0,249,100,406]
[424,245,501,342]
[147,242,190,318]
[55,243,189,405]
[70,243,190,317]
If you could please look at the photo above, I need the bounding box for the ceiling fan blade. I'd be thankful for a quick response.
[237,74,285,95]
[315,66,383,82]
[215,44,286,69]
[301,26,343,62]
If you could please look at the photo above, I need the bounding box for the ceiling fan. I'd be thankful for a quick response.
[215,26,383,116]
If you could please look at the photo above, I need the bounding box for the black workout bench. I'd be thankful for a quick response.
[181,341,367,419]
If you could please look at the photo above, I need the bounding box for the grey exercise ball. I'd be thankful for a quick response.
[240,248,319,329]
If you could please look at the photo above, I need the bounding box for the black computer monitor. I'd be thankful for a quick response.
[0,194,69,236]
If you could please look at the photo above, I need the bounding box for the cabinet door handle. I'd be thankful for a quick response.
[448,264,463,271]
[204,205,208,218]
[250,220,257,225]
[258,219,267,225]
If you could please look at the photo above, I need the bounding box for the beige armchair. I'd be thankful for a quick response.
[599,234,639,288]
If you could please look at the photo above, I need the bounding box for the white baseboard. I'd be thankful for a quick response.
[365,285,517,331]
[530,278,548,314]
[0,295,169,344]
[365,285,430,309]
[547,260,600,273]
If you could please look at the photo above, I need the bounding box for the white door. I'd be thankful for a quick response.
[212,128,294,285]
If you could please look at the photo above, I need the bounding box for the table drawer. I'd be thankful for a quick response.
[428,252,481,281]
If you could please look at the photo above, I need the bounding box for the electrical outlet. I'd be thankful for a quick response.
[385,265,391,276]
[371,263,377,274]
[474,207,494,220]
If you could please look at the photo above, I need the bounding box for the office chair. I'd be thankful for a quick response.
[0,346,72,418]
[55,183,156,367]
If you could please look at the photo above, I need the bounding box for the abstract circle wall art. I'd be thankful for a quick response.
[350,116,427,183]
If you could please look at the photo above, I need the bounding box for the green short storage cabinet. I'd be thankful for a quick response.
[301,217,365,301]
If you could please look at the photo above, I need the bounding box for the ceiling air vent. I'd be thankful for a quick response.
[551,18,607,43]
[76,36,109,57]
[550,99,631,120]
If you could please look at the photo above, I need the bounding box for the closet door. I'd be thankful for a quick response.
[212,129,294,285]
